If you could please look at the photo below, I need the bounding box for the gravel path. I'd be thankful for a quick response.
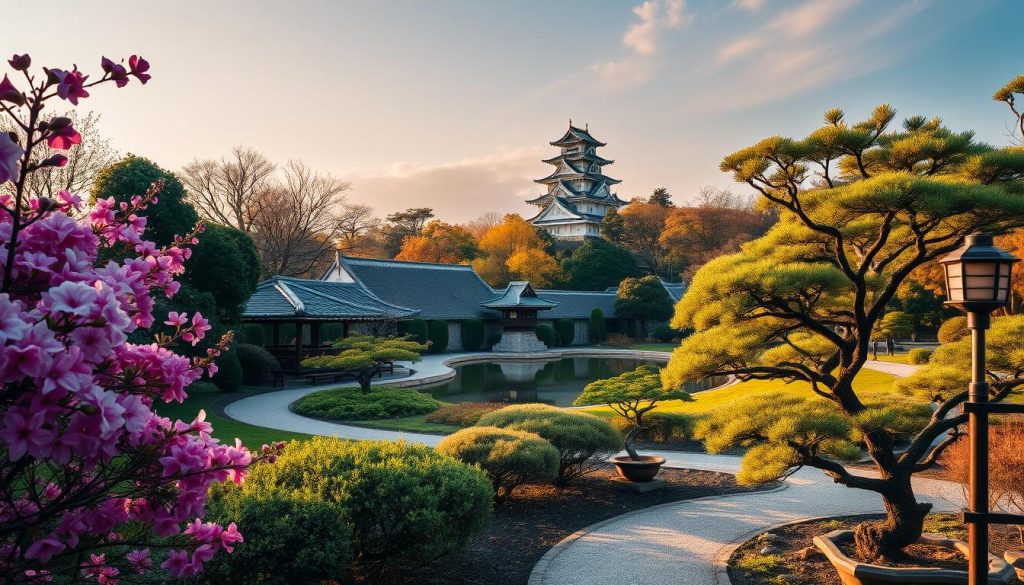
[224,353,943,585]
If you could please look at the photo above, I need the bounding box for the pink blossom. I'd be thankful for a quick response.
[128,55,150,84]
[46,120,82,150]
[51,66,89,105]
[164,311,188,327]
[220,522,243,553]
[42,281,98,316]
[125,549,151,574]
[99,57,129,88]
[160,550,192,578]
[8,53,30,70]
[0,131,23,184]
[0,74,23,104]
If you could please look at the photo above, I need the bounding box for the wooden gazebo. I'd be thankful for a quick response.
[242,276,419,373]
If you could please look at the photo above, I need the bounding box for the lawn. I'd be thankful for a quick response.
[871,352,911,364]
[630,343,677,352]
[341,414,458,435]
[581,367,902,419]
[154,383,313,447]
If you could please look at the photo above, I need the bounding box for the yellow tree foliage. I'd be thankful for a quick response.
[394,220,479,264]
[505,247,562,288]
[472,214,557,286]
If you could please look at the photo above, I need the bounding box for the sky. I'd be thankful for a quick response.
[6,0,1022,222]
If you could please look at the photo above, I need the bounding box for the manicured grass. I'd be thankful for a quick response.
[630,343,677,352]
[871,352,911,364]
[154,384,313,447]
[344,415,458,435]
[582,368,902,419]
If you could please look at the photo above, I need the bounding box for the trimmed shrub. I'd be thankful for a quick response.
[200,489,352,585]
[235,343,280,385]
[476,404,621,485]
[246,438,493,563]
[428,320,449,353]
[652,323,678,343]
[461,319,485,351]
[908,348,933,364]
[293,386,441,420]
[486,333,502,349]
[601,333,633,347]
[211,348,243,391]
[937,316,968,344]
[425,402,504,427]
[589,308,607,343]
[240,323,265,346]
[535,324,556,348]
[401,318,429,344]
[555,318,575,346]
[437,426,559,501]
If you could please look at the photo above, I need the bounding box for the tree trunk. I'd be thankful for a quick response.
[854,477,932,560]
[358,372,373,394]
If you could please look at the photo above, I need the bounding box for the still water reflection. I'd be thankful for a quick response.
[420,357,722,407]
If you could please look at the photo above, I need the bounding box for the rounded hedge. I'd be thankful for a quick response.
[235,343,280,385]
[428,320,449,353]
[476,404,621,485]
[437,426,559,501]
[201,488,352,585]
[535,324,556,348]
[461,319,485,351]
[652,323,678,343]
[555,319,575,346]
[293,386,441,420]
[402,318,429,344]
[908,348,933,364]
[612,411,695,443]
[937,316,968,344]
[211,348,243,391]
[245,438,493,564]
[589,308,607,343]
[239,323,265,346]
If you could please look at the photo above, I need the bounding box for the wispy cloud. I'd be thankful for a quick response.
[587,0,692,91]
[731,0,766,11]
[700,0,928,111]
[343,146,547,223]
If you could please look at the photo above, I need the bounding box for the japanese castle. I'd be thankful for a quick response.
[527,123,628,241]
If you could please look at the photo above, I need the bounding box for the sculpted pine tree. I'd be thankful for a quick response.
[661,103,1024,559]
[302,334,427,393]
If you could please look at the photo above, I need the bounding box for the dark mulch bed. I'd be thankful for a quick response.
[729,513,1024,585]
[361,465,770,585]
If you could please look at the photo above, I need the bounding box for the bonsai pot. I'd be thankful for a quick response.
[611,455,665,482]
[813,529,1016,585]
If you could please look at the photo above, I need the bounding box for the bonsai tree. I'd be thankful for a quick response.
[302,334,426,393]
[574,365,689,459]
[614,275,673,337]
[661,100,1024,559]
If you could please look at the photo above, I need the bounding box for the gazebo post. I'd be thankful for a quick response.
[294,321,303,374]
[343,321,350,338]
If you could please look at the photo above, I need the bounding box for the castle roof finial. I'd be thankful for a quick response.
[569,117,572,127]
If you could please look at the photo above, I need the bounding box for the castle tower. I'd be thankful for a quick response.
[526,122,627,241]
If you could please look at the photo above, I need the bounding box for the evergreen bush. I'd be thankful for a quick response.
[437,426,559,501]
[293,386,441,420]
[235,343,280,385]
[200,489,352,585]
[211,348,244,391]
[244,438,493,563]
[652,323,678,342]
[555,318,575,346]
[461,319,485,351]
[476,404,621,485]
[535,324,556,348]
[589,308,607,343]
[240,323,265,345]
[907,348,932,364]
[937,316,968,344]
[321,322,347,342]
[428,320,449,353]
[401,318,429,344]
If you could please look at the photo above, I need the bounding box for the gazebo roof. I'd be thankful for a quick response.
[481,281,558,310]
[242,276,419,321]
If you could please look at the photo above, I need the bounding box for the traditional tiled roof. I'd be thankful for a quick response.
[528,197,605,225]
[534,169,621,186]
[337,257,498,321]
[535,290,618,320]
[482,282,558,310]
[542,151,614,166]
[551,124,606,147]
[242,276,418,321]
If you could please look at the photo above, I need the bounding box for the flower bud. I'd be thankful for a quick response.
[48,116,72,130]
[41,154,68,168]
[8,54,30,71]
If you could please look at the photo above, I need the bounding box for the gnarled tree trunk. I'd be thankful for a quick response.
[854,475,932,560]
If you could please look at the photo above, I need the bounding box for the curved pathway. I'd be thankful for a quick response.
[225,354,950,585]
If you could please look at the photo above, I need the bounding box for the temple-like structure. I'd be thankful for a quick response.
[527,122,628,241]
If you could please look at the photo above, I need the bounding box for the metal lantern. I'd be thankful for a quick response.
[938,233,1018,312]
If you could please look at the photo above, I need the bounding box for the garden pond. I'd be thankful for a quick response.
[420,356,725,406]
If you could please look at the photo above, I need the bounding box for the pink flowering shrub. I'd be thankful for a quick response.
[0,54,278,583]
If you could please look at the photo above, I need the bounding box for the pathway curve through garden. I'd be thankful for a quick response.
[225,354,959,585]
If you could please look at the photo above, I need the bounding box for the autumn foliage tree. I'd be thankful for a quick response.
[472,214,560,287]
[662,101,1024,559]
[395,220,479,264]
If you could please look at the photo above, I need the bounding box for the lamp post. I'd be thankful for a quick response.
[938,232,1019,585]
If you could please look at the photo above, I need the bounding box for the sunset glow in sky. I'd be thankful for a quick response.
[7,0,1020,221]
